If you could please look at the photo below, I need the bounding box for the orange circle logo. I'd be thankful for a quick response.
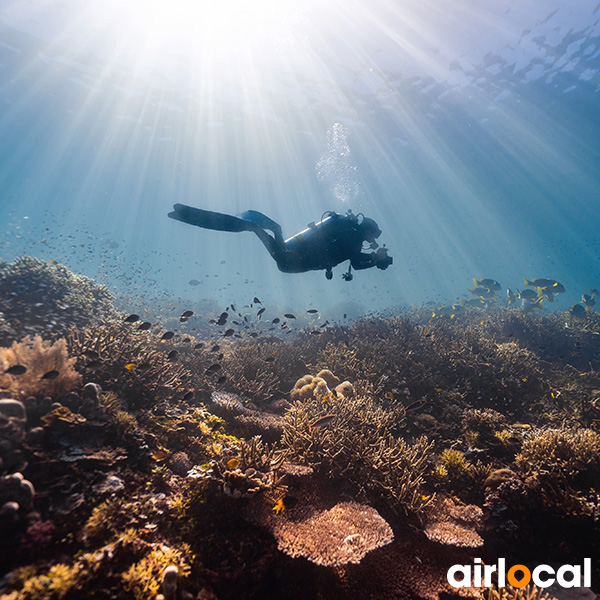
[507,565,531,588]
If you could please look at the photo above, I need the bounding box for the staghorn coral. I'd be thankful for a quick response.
[188,436,283,499]
[282,372,433,513]
[0,336,80,399]
[271,501,393,567]
[67,323,190,406]
[479,584,558,600]
[0,256,118,345]
[516,427,600,481]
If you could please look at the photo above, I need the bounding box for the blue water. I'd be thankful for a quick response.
[1,0,599,317]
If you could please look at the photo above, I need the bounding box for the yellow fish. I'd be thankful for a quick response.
[227,458,239,470]
[125,363,137,371]
[273,498,286,515]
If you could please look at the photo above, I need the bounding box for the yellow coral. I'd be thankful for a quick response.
[440,449,472,474]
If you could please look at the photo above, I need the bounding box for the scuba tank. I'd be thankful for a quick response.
[284,211,356,251]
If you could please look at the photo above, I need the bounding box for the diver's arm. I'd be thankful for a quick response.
[350,247,393,271]
[350,252,379,270]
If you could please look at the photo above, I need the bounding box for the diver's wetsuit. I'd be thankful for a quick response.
[251,212,381,274]
[168,204,392,279]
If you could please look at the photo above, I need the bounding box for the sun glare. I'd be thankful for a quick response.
[109,0,304,57]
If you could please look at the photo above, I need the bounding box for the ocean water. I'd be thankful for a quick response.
[0,0,599,316]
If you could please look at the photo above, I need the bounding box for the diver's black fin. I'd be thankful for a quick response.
[168,204,260,233]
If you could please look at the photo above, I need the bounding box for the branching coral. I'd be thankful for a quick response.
[282,372,433,513]
[516,427,600,481]
[0,256,118,345]
[189,436,283,498]
[479,584,558,600]
[0,336,80,399]
[67,324,190,406]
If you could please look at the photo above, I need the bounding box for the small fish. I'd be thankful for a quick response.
[257,307,266,317]
[273,498,286,515]
[181,310,194,318]
[230,304,236,311]
[253,297,261,304]
[590,288,600,296]
[460,298,487,309]
[205,363,222,374]
[284,313,296,319]
[224,329,234,337]
[86,360,102,370]
[506,288,517,305]
[49,259,57,265]
[124,314,140,323]
[473,278,501,291]
[273,495,297,515]
[227,458,239,470]
[322,392,334,402]
[125,363,137,371]
[161,331,175,340]
[582,293,596,310]
[570,303,587,319]
[167,350,179,361]
[523,278,565,293]
[40,369,59,380]
[152,450,168,461]
[432,304,461,318]
[194,342,204,349]
[519,288,539,301]
[216,312,228,326]
[468,287,496,299]
[83,350,99,359]
[309,414,335,432]
[182,391,194,401]
[188,279,201,286]
[216,375,227,385]
[138,321,152,331]
[307,309,318,314]
[264,356,275,362]
[5,365,27,376]
[210,345,220,352]
[272,318,280,324]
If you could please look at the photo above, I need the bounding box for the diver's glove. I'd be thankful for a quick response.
[375,247,393,270]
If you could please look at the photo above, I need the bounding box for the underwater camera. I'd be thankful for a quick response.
[375,246,393,270]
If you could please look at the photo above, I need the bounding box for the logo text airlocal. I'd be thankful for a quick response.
[447,558,591,589]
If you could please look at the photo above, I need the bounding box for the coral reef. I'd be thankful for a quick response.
[423,497,484,548]
[270,501,393,567]
[0,256,117,345]
[0,336,81,399]
[282,371,433,514]
[67,324,191,406]
[3,257,600,599]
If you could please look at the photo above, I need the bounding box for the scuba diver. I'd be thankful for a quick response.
[168,204,392,281]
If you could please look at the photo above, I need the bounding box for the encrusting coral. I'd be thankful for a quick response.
[423,497,483,548]
[271,501,394,567]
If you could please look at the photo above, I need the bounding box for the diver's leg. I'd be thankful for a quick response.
[168,204,261,233]
[237,210,284,245]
